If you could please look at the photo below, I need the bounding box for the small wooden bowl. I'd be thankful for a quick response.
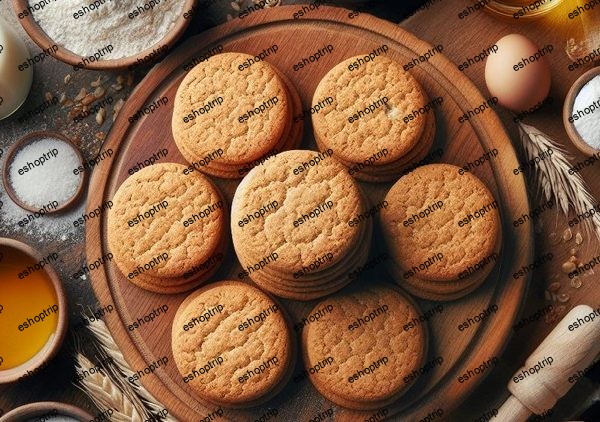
[11,0,196,70]
[563,67,600,156]
[2,131,86,214]
[0,238,69,384]
[0,401,94,422]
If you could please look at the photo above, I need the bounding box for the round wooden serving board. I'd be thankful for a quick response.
[87,6,533,421]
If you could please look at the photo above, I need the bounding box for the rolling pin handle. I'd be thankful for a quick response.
[497,305,600,421]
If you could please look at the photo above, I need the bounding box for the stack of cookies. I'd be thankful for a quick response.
[380,164,502,300]
[172,52,303,179]
[172,281,295,407]
[311,55,436,182]
[230,150,372,300]
[107,163,228,294]
[301,283,427,410]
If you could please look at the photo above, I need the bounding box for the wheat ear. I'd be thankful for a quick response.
[85,313,178,421]
[518,122,600,242]
[73,352,146,422]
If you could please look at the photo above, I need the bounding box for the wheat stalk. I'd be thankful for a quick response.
[84,313,179,422]
[73,352,146,422]
[518,122,600,241]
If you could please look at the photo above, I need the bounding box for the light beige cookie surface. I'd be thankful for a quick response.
[312,55,429,165]
[171,281,294,406]
[172,52,289,168]
[380,163,501,282]
[231,150,365,274]
[301,283,427,409]
[107,163,226,283]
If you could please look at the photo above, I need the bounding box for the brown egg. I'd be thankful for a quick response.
[485,34,552,112]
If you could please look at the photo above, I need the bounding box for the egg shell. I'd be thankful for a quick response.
[485,33,551,112]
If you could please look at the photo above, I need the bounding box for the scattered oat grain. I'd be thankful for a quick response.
[74,88,87,102]
[91,76,102,88]
[96,108,106,125]
[81,93,96,106]
[562,261,577,273]
[93,87,105,99]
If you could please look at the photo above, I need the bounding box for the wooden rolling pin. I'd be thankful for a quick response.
[497,304,600,421]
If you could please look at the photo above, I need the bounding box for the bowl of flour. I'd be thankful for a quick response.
[11,0,195,70]
[564,67,600,156]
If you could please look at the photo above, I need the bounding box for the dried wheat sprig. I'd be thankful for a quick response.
[85,314,179,421]
[94,346,156,421]
[73,352,146,422]
[518,122,600,241]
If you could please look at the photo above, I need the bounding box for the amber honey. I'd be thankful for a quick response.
[0,245,58,370]
[484,0,565,19]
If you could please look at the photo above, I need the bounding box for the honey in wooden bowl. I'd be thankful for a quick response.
[0,238,67,383]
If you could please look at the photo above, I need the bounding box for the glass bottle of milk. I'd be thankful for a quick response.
[0,18,33,120]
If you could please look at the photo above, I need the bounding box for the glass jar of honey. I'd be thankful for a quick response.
[484,0,564,20]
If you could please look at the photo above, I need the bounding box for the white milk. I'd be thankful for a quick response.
[0,19,33,120]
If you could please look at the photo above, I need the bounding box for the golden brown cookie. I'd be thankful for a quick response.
[172,52,302,179]
[107,163,227,293]
[315,111,436,183]
[301,283,427,410]
[312,55,436,180]
[230,150,371,299]
[380,163,501,298]
[171,281,295,407]
[247,221,372,301]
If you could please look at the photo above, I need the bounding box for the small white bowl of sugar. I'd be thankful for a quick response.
[564,67,600,156]
[2,131,86,214]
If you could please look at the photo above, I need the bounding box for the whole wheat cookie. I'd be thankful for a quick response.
[315,111,436,183]
[380,163,501,285]
[107,163,227,293]
[301,283,427,410]
[230,150,369,297]
[171,281,295,407]
[246,220,372,301]
[172,52,298,178]
[311,55,435,179]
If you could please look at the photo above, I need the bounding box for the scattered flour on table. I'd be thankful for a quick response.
[28,0,187,59]
[0,191,85,242]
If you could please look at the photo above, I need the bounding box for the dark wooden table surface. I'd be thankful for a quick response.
[1,1,599,421]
